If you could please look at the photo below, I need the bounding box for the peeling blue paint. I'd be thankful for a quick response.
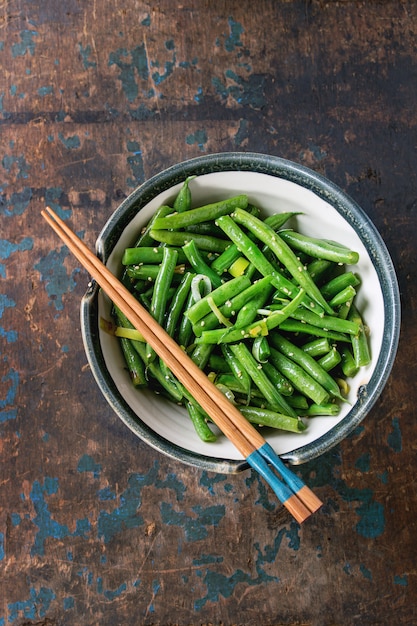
[109,45,149,102]
[11,30,38,57]
[387,416,402,452]
[126,140,145,187]
[152,44,176,85]
[7,586,55,622]
[234,118,249,146]
[298,447,386,538]
[160,502,225,542]
[79,43,97,69]
[104,582,127,601]
[35,247,80,311]
[28,477,91,555]
[0,295,18,343]
[224,17,244,52]
[394,574,408,586]
[2,153,30,179]
[1,187,32,216]
[193,554,223,566]
[212,71,266,109]
[58,133,81,150]
[141,14,151,26]
[199,471,227,495]
[0,368,19,422]
[0,532,4,560]
[63,596,75,610]
[77,454,102,479]
[38,85,54,96]
[186,129,208,151]
[355,452,370,472]
[0,237,33,279]
[360,563,372,580]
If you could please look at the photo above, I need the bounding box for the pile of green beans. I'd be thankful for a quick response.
[109,177,371,443]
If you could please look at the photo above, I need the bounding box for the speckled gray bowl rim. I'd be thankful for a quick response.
[81,152,400,474]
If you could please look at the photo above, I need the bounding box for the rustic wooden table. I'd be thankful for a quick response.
[1,2,415,624]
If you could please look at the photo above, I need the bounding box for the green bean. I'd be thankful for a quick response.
[122,246,187,266]
[307,259,334,284]
[145,247,178,363]
[279,229,360,264]
[126,264,184,283]
[290,308,360,336]
[150,229,230,253]
[165,272,195,337]
[303,403,340,417]
[231,209,335,315]
[239,406,306,433]
[152,194,248,230]
[229,343,297,417]
[302,337,332,357]
[185,400,217,442]
[285,394,309,410]
[208,353,231,373]
[279,319,351,342]
[269,347,330,405]
[264,211,301,230]
[329,285,357,307]
[189,343,213,369]
[317,347,342,372]
[178,291,195,348]
[234,283,275,328]
[269,334,344,400]
[210,243,242,274]
[348,304,371,367]
[260,360,294,396]
[320,272,361,299]
[340,346,359,377]
[134,205,173,247]
[221,344,252,396]
[182,239,223,288]
[118,336,147,387]
[173,176,196,213]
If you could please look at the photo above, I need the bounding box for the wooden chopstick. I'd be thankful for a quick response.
[42,206,322,523]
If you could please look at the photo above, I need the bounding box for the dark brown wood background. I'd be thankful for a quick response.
[1,1,416,624]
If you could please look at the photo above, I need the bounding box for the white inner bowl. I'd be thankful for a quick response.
[96,170,384,462]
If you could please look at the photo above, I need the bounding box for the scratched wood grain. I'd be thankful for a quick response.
[1,1,416,624]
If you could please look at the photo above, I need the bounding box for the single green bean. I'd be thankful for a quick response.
[165,272,195,337]
[150,229,230,253]
[261,360,294,396]
[126,264,184,283]
[173,176,196,213]
[348,304,371,367]
[234,283,275,328]
[132,341,184,402]
[185,400,217,442]
[303,403,340,417]
[152,194,248,230]
[278,319,351,342]
[279,229,360,264]
[231,209,335,315]
[134,205,173,247]
[301,337,332,357]
[317,348,342,372]
[122,246,187,266]
[239,406,306,433]
[290,308,360,336]
[340,346,359,377]
[118,336,147,387]
[221,344,252,395]
[182,239,223,288]
[145,247,178,363]
[329,285,357,307]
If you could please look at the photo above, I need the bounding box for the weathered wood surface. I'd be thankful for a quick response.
[1,1,416,624]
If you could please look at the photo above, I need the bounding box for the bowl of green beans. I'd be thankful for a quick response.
[81,152,400,473]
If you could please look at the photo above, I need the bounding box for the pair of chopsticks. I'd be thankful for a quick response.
[42,206,322,523]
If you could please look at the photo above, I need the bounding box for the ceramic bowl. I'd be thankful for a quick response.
[81,152,400,473]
